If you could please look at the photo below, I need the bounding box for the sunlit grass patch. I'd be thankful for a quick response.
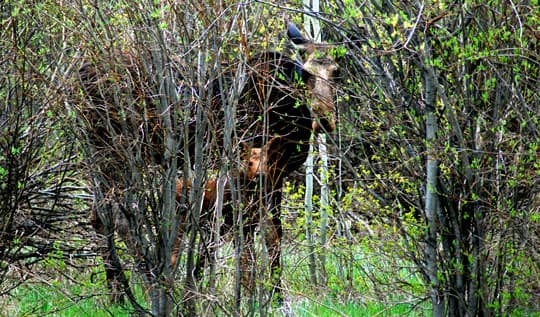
[5,284,131,317]
[293,299,429,317]
[1,264,147,317]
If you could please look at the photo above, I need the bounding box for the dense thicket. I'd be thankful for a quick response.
[1,0,91,298]
[326,1,540,315]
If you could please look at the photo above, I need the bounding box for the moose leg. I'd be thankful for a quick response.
[93,204,148,314]
[103,230,127,304]
[265,190,283,304]
[240,220,257,297]
[239,188,284,305]
[193,221,222,282]
[170,212,188,270]
[90,205,125,304]
[267,215,282,302]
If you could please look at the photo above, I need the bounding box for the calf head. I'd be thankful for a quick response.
[240,144,264,181]
[239,137,290,186]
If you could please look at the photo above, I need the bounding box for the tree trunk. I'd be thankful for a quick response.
[304,140,317,285]
[318,134,329,284]
[423,41,444,317]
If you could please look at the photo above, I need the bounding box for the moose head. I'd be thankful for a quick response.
[287,22,339,133]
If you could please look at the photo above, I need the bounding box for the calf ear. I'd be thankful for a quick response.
[287,22,311,45]
[240,142,249,160]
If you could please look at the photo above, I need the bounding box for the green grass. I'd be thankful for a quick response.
[282,239,429,315]
[1,242,430,316]
[2,276,430,317]
[4,284,429,317]
[1,263,148,317]
[3,283,139,317]
[294,300,428,316]
[1,235,431,316]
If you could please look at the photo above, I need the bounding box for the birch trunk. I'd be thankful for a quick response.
[304,141,317,285]
[303,0,330,286]
[423,40,444,317]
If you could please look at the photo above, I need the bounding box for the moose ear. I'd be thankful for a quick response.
[287,22,311,45]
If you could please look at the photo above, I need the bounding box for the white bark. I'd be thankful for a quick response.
[424,42,444,317]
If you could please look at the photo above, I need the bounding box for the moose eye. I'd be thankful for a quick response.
[331,67,340,79]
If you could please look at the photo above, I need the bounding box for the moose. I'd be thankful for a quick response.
[78,21,338,305]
